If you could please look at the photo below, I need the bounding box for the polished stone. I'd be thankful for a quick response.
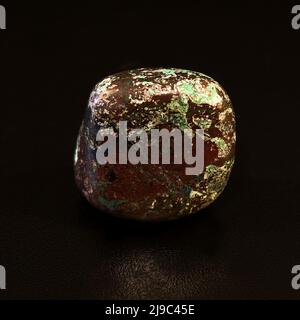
[74,68,236,221]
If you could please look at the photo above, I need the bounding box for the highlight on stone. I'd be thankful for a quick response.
[74,68,236,221]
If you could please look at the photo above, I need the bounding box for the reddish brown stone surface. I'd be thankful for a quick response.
[74,68,236,221]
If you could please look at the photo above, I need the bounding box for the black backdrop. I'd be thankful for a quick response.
[0,0,300,299]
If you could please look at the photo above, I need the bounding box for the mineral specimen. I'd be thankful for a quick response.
[74,68,236,221]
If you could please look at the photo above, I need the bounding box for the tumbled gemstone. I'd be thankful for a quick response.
[74,68,236,221]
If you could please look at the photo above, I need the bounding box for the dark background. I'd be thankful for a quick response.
[0,0,299,299]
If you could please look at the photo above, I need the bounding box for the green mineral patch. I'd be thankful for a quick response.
[205,83,221,104]
[167,98,189,130]
[169,113,189,130]
[204,164,219,179]
[177,82,196,99]
[98,196,126,209]
[160,69,177,76]
[177,80,222,106]
[168,98,188,114]
[211,137,229,158]
[192,117,212,130]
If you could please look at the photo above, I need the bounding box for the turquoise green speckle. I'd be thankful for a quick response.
[193,118,212,130]
[167,98,189,130]
[205,164,219,176]
[160,69,177,76]
[177,80,221,106]
[211,137,229,157]
[98,196,126,209]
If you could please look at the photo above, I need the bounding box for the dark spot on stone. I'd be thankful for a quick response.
[106,169,116,182]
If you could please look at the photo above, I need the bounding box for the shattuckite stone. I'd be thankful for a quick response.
[74,68,236,221]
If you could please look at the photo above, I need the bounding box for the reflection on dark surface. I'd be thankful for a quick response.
[78,199,226,299]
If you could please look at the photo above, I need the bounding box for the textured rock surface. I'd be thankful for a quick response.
[74,68,236,221]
